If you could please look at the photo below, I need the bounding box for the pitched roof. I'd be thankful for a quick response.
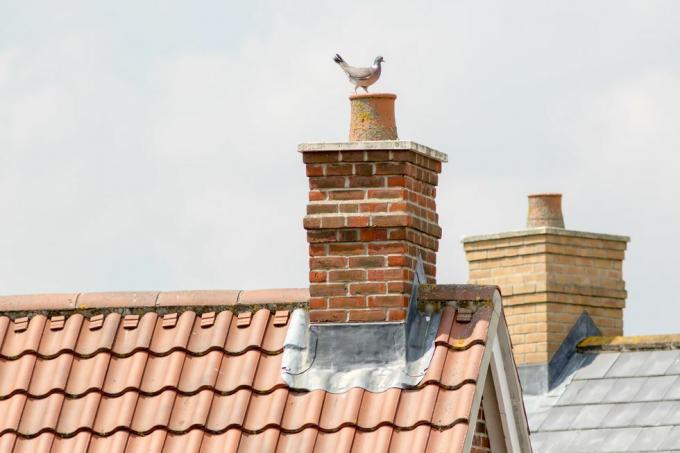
[0,288,498,452]
[525,335,680,452]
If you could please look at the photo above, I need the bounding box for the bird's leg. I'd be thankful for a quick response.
[354,85,358,93]
[362,86,369,93]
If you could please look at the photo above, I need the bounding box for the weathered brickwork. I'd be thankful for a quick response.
[464,230,628,365]
[472,402,492,453]
[303,149,443,322]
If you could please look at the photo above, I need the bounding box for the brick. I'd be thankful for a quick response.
[310,256,346,270]
[309,297,327,309]
[367,268,409,281]
[309,271,326,283]
[309,284,346,297]
[368,295,408,308]
[360,202,389,213]
[309,244,327,256]
[338,230,359,242]
[347,215,369,228]
[349,256,385,268]
[360,229,388,241]
[309,176,345,189]
[387,255,408,267]
[348,309,386,322]
[308,190,325,201]
[307,204,338,215]
[340,150,365,162]
[387,309,407,321]
[329,269,366,282]
[349,176,385,188]
[367,189,403,199]
[329,296,365,309]
[303,151,340,163]
[305,165,324,177]
[387,176,406,187]
[329,243,366,255]
[326,164,354,176]
[354,163,374,176]
[310,310,346,322]
[368,242,408,255]
[329,190,365,200]
[349,282,386,295]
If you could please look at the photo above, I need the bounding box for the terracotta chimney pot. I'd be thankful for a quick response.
[527,193,565,228]
[349,93,398,141]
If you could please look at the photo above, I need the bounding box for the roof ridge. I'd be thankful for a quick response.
[0,288,310,314]
[577,333,680,352]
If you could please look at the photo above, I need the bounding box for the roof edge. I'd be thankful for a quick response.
[0,288,310,314]
[577,334,680,352]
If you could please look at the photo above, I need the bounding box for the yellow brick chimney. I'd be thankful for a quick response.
[462,193,629,393]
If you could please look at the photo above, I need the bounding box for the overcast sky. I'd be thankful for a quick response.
[1,1,679,335]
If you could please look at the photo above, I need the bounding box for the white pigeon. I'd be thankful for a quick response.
[334,54,384,93]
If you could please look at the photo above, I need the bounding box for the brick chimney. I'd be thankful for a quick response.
[300,93,447,323]
[462,193,629,392]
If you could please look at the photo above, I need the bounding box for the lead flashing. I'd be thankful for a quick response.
[297,140,448,163]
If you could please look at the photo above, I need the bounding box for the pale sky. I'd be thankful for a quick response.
[1,1,679,335]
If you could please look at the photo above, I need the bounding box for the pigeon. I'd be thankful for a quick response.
[334,54,384,93]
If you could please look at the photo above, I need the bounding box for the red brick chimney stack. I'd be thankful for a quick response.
[300,93,447,323]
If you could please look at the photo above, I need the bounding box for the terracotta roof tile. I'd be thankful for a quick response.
[0,291,493,452]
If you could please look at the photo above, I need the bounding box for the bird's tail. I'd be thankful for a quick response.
[333,53,351,71]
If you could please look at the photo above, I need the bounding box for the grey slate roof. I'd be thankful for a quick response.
[525,349,680,452]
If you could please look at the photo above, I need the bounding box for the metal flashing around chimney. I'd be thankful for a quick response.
[281,261,440,393]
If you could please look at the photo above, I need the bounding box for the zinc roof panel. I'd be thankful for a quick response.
[630,426,673,451]
[636,401,676,427]
[571,378,615,405]
[602,377,646,403]
[601,427,641,453]
[605,351,649,378]
[569,403,614,430]
[659,425,680,450]
[570,429,610,452]
[573,352,619,380]
[634,375,678,402]
[638,350,680,376]
[662,375,680,400]
[538,405,584,431]
[600,402,646,428]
